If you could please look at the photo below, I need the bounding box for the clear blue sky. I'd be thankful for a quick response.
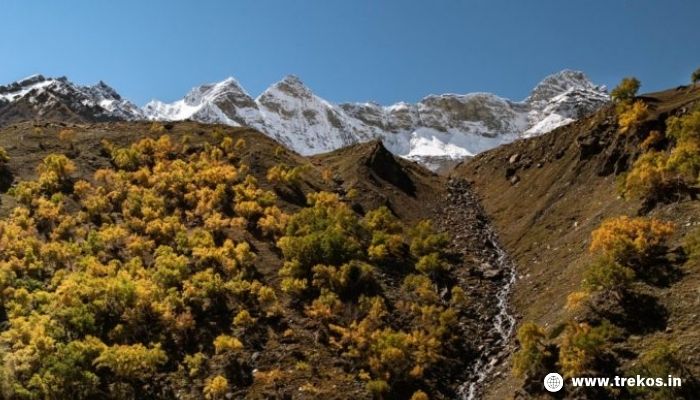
[2,0,699,105]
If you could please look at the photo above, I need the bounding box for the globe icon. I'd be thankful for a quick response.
[543,372,564,392]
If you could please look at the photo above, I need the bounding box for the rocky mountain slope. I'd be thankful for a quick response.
[0,71,609,168]
[0,74,142,126]
[454,84,700,399]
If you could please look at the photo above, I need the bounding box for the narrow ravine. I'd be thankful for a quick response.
[459,220,517,400]
[436,178,517,400]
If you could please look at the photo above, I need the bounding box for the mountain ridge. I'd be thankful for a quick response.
[0,71,609,168]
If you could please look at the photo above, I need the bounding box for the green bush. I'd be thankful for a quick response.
[94,343,167,381]
[611,77,641,102]
[366,379,390,396]
[277,192,364,290]
[311,260,375,299]
[37,154,76,192]
[582,256,636,294]
[621,109,700,200]
[666,110,700,143]
[409,220,449,275]
[363,207,404,264]
[26,338,104,399]
[628,340,688,399]
[266,164,303,186]
[111,147,142,171]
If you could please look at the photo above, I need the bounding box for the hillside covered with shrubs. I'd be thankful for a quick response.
[0,122,487,399]
[2,73,699,400]
[458,79,700,399]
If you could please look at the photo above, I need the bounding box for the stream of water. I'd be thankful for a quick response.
[455,191,517,400]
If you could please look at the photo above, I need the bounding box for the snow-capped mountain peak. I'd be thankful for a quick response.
[264,75,314,100]
[143,76,264,128]
[90,80,122,100]
[526,69,605,103]
[0,71,609,169]
[0,74,56,103]
[254,75,361,153]
[0,74,143,124]
[141,70,609,168]
[183,77,249,104]
[522,70,609,137]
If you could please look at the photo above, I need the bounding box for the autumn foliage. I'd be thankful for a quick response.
[0,135,282,398]
[558,321,618,377]
[589,216,674,263]
[275,191,462,391]
[578,215,673,295]
[620,108,700,201]
[617,100,649,134]
[512,322,549,379]
[611,77,641,102]
[0,130,462,399]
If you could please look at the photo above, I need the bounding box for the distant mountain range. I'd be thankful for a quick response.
[0,71,609,168]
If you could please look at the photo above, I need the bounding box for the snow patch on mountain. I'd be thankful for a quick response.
[0,74,143,120]
[0,75,54,103]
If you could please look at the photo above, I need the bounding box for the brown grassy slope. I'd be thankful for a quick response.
[453,85,700,398]
[311,139,444,223]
